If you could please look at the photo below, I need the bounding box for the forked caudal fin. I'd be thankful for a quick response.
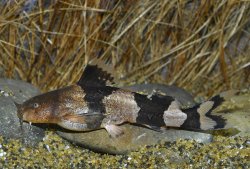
[180,90,238,131]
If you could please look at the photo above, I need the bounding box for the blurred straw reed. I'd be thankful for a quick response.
[0,0,249,96]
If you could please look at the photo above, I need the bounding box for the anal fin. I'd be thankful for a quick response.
[143,124,158,130]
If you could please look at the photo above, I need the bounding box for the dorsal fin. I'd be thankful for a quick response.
[77,59,116,87]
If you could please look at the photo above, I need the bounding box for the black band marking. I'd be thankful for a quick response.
[80,86,117,113]
[180,106,201,130]
[78,85,118,128]
[135,94,174,128]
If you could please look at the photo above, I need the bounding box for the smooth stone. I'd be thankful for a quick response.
[57,84,212,154]
[57,124,212,155]
[0,79,45,146]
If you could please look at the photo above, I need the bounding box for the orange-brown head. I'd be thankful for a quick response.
[15,85,90,126]
[16,94,60,124]
[15,83,112,132]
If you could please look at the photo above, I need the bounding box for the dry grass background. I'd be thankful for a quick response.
[0,0,249,96]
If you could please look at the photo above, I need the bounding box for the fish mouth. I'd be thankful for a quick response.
[14,101,24,130]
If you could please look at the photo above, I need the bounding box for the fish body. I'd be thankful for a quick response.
[16,62,236,137]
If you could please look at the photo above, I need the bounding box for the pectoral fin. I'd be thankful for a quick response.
[104,124,124,138]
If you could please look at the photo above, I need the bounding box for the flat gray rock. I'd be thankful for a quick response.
[0,79,44,146]
[57,124,212,154]
[57,84,212,154]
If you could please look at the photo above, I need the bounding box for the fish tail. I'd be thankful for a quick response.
[181,90,238,130]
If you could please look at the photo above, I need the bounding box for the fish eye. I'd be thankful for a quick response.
[33,103,39,108]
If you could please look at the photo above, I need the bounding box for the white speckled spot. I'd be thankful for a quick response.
[102,90,141,124]
[168,100,181,110]
[163,101,187,127]
[75,107,89,115]
[163,109,187,127]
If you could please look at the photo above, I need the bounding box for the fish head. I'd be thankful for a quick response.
[16,94,58,124]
